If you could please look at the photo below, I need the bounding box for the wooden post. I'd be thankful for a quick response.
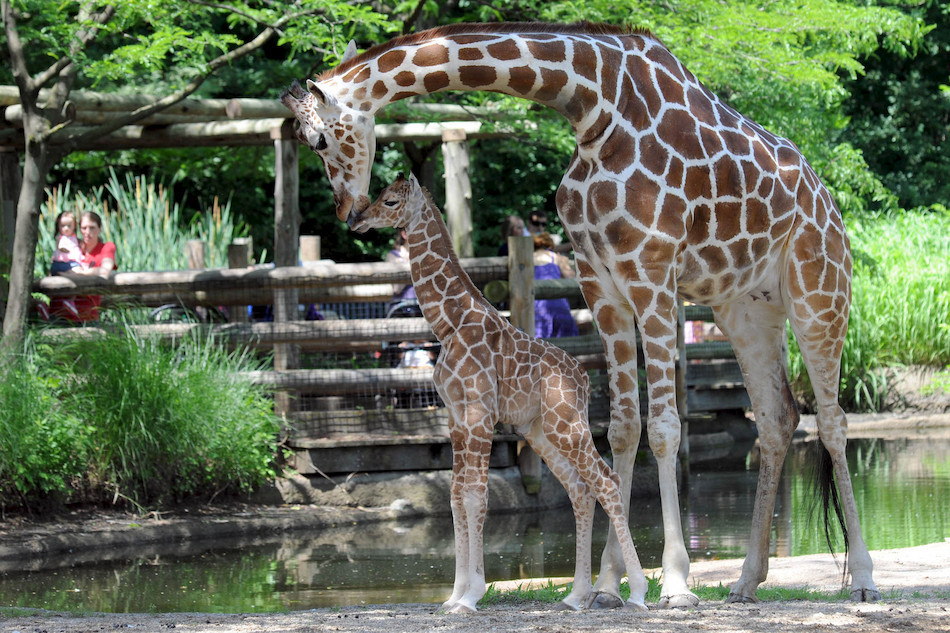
[0,149,20,317]
[227,237,252,323]
[185,240,206,270]
[299,235,321,263]
[441,128,473,258]
[272,121,301,417]
[0,149,18,255]
[508,234,541,493]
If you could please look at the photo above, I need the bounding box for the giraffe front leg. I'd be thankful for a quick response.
[590,379,641,609]
[441,414,494,614]
[650,410,697,608]
[638,291,697,609]
[442,444,471,612]
[586,299,643,608]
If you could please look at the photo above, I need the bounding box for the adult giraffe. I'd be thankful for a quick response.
[281,22,880,607]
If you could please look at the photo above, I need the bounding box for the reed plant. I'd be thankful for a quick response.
[35,170,248,275]
[56,320,281,507]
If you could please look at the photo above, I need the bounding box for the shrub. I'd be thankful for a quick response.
[54,323,282,507]
[0,340,91,508]
[0,324,283,511]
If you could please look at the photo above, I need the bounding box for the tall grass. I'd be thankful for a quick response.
[0,324,283,511]
[35,170,248,275]
[788,205,950,411]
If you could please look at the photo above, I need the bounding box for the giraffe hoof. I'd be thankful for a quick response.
[657,592,700,609]
[444,602,477,614]
[623,599,649,612]
[726,592,758,604]
[851,588,881,602]
[585,591,625,610]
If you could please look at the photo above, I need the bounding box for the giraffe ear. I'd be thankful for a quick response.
[305,79,333,107]
[342,40,359,63]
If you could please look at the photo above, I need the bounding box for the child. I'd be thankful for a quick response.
[50,211,85,274]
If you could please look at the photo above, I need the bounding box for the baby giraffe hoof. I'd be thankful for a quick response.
[585,591,625,610]
[851,588,881,602]
[657,592,700,609]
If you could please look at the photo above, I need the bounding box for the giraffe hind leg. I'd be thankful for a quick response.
[519,422,596,611]
[787,304,880,601]
[714,298,798,603]
[785,222,878,602]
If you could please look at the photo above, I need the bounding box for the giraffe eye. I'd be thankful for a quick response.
[384,199,398,207]
[313,133,328,151]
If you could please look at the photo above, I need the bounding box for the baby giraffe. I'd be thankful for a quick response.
[350,173,649,614]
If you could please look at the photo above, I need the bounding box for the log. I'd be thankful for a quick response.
[32,257,508,297]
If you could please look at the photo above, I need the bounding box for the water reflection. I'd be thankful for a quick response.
[1,436,947,612]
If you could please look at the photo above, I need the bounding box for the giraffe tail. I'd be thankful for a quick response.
[809,439,850,578]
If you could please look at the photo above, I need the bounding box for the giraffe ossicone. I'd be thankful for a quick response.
[282,21,879,607]
[352,172,650,613]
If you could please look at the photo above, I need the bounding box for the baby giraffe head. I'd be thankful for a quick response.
[349,172,425,234]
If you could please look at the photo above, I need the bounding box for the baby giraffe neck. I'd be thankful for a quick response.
[403,193,487,342]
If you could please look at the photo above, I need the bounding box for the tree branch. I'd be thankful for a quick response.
[33,3,116,91]
[1,0,36,98]
[58,23,281,150]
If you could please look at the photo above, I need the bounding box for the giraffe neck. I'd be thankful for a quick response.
[403,191,491,342]
[321,23,660,139]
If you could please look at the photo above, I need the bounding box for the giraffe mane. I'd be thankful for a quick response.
[317,21,656,82]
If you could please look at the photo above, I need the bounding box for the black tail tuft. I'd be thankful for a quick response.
[809,439,849,578]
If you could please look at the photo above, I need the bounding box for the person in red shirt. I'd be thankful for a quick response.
[50,211,117,323]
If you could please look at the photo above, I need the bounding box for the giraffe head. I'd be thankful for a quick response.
[280,61,376,225]
[349,172,424,234]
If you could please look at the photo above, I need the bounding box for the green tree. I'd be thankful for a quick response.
[0,0,394,348]
[841,0,950,210]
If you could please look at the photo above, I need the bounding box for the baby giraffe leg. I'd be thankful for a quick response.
[589,461,650,610]
[522,426,595,610]
[442,415,494,614]
[442,452,473,612]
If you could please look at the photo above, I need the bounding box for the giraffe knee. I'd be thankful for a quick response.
[647,413,681,458]
[607,416,642,454]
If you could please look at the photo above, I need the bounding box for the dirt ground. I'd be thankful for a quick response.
[2,376,949,633]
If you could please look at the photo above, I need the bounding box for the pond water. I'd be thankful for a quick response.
[1,435,947,613]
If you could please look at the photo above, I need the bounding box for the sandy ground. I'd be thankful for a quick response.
[1,541,949,632]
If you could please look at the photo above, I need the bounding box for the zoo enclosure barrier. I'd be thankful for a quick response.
[33,235,750,476]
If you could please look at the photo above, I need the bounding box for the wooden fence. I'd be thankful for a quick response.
[33,239,749,475]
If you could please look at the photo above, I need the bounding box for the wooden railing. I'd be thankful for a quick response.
[33,242,749,445]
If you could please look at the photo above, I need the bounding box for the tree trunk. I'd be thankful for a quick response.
[1,135,51,349]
